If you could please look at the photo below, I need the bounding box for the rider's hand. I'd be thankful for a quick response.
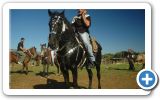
[23,49,27,52]
[83,10,87,15]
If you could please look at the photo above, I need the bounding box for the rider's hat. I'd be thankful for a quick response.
[21,37,25,40]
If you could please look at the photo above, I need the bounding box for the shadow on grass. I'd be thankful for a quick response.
[10,70,33,74]
[33,78,87,89]
[35,71,56,77]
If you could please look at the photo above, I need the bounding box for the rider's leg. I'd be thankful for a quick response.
[79,32,95,63]
[17,51,26,64]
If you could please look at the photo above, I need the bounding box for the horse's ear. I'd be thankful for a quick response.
[48,9,52,16]
[60,10,65,16]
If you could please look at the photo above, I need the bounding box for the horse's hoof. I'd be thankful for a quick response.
[20,69,24,73]
[56,74,61,76]
[70,87,74,89]
[88,86,92,89]
[42,73,45,77]
[46,75,49,77]
[58,74,63,77]
[25,72,28,75]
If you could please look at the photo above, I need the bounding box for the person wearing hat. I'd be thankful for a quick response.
[17,37,27,65]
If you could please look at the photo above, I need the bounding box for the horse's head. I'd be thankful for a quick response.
[48,10,70,47]
[40,43,46,51]
[48,10,66,35]
[48,10,76,49]
[27,46,37,57]
[31,46,37,55]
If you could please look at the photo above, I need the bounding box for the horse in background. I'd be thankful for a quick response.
[10,47,37,74]
[30,54,42,66]
[40,43,60,76]
[10,52,19,64]
[34,54,42,66]
[122,51,145,70]
[135,53,145,69]
[48,10,102,89]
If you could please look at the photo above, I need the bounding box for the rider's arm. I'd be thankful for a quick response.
[81,11,91,28]
[20,46,26,52]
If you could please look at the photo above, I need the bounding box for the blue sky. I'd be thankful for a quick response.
[10,9,145,54]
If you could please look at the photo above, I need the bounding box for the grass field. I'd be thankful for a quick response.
[10,63,143,89]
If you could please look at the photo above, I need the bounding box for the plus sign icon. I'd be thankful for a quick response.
[137,69,158,90]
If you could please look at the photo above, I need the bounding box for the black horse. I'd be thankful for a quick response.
[48,10,102,89]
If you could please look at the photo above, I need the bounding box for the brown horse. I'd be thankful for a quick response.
[10,52,19,64]
[30,54,42,66]
[10,47,37,74]
[40,44,60,76]
[136,53,145,69]
[34,54,42,66]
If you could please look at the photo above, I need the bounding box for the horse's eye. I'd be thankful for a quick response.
[59,17,63,20]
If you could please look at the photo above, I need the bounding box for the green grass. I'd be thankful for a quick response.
[104,63,143,71]
[10,62,143,89]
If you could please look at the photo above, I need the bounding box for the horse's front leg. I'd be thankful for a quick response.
[55,62,61,75]
[46,64,49,76]
[60,66,70,88]
[21,62,25,73]
[71,67,78,88]
[64,70,70,88]
[86,67,93,89]
[23,62,28,75]
[96,64,101,89]
[26,64,28,75]
[42,64,46,76]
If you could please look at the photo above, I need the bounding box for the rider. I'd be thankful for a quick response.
[17,37,27,65]
[72,9,96,67]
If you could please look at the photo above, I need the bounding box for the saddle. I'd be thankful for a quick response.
[11,50,33,59]
[75,36,100,68]
[91,37,98,53]
[75,36,99,53]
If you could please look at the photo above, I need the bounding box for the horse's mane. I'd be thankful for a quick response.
[61,15,77,43]
[63,16,74,33]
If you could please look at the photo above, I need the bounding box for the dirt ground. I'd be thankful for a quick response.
[10,64,140,89]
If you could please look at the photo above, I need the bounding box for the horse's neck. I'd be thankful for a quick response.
[44,48,51,57]
[58,20,77,48]
[27,49,33,56]
[59,30,77,48]
[41,47,46,52]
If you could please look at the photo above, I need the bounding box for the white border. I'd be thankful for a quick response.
[2,2,151,95]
